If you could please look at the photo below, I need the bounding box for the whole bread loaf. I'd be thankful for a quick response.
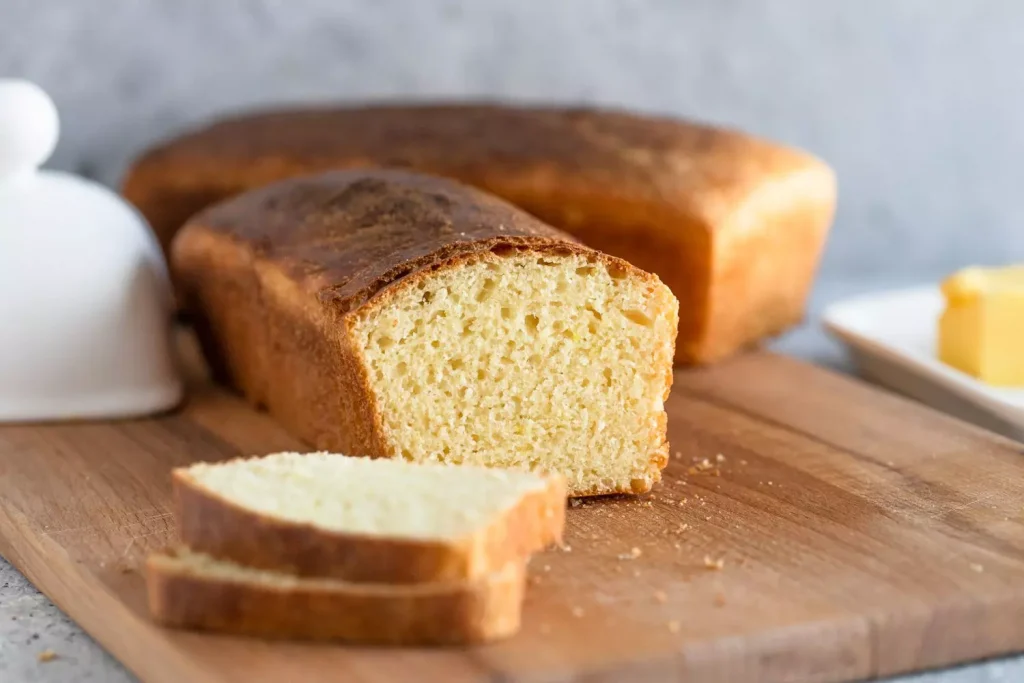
[123,102,836,365]
[173,169,678,496]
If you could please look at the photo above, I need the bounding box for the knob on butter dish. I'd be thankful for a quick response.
[0,79,183,422]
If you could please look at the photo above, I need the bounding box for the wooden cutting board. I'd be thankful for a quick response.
[1,329,1024,683]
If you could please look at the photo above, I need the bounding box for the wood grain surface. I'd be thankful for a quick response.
[1,329,1023,683]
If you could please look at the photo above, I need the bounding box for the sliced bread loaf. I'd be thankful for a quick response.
[146,548,525,645]
[174,452,566,582]
[173,169,679,495]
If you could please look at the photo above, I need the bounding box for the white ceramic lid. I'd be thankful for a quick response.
[0,79,183,422]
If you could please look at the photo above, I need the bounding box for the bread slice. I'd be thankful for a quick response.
[173,451,565,582]
[123,102,836,365]
[172,169,678,496]
[146,547,525,645]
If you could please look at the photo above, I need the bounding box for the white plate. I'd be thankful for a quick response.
[822,286,1024,439]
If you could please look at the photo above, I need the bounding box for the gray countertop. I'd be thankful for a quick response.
[1,276,1022,683]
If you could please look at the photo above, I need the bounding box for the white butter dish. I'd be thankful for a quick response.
[0,79,183,422]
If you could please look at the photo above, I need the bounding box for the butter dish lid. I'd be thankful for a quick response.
[0,79,183,422]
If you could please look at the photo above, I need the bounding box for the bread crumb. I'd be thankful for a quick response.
[618,547,642,560]
[543,564,551,572]
[667,620,681,633]
[633,569,641,578]
[714,593,726,607]
[674,451,682,459]
[704,555,725,570]
[37,650,57,663]
[572,606,585,618]
[688,458,714,475]
[886,460,895,467]
[570,499,584,508]
[715,453,726,463]
[677,523,689,533]
[560,544,572,553]
[704,516,712,521]
[654,590,667,603]
[678,498,688,506]
[970,563,984,573]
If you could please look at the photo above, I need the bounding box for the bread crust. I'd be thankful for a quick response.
[172,169,676,497]
[145,548,526,645]
[173,455,567,583]
[125,102,835,364]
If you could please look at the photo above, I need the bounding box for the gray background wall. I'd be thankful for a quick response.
[3,0,1023,282]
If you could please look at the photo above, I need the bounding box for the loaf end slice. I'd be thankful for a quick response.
[146,548,525,645]
[174,451,565,583]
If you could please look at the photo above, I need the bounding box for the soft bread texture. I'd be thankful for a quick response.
[146,548,525,645]
[124,102,836,364]
[174,452,566,582]
[173,170,678,496]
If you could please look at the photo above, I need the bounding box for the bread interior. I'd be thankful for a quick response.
[183,451,549,539]
[354,250,677,494]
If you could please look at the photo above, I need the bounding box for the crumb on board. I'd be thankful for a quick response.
[37,650,57,663]
[704,555,725,570]
[570,499,584,508]
[714,593,726,607]
[716,453,726,463]
[970,563,985,573]
[674,451,683,459]
[654,590,667,603]
[677,523,689,533]
[560,544,573,553]
[688,459,715,475]
[572,606,585,618]
[618,547,643,560]
[633,569,641,578]
[740,459,748,465]
[543,564,551,572]
[678,498,688,506]
[667,620,681,633]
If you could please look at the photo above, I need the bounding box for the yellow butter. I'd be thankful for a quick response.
[938,265,1024,386]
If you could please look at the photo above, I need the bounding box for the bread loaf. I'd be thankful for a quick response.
[146,548,525,645]
[124,103,835,365]
[172,169,678,496]
[173,451,565,582]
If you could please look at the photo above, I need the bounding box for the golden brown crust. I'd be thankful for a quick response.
[172,169,671,496]
[145,549,526,645]
[173,459,566,583]
[124,102,835,365]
